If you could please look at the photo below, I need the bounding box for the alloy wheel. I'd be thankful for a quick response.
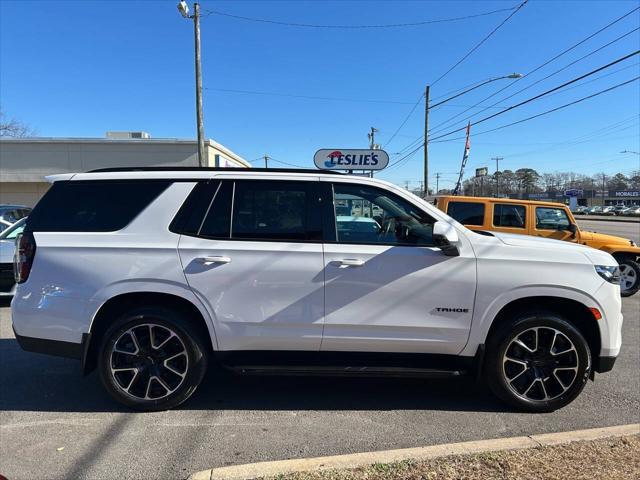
[619,264,637,292]
[109,323,189,400]
[502,327,579,402]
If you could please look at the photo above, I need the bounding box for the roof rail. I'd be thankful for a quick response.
[88,167,345,175]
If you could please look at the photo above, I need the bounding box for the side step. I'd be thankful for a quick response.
[223,365,468,379]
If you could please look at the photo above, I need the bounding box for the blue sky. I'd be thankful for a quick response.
[1,0,638,190]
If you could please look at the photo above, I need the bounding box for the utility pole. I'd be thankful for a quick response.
[435,172,441,194]
[602,173,606,207]
[404,180,410,190]
[264,154,269,169]
[492,157,503,197]
[178,1,206,167]
[193,3,205,167]
[368,127,378,178]
[423,85,430,198]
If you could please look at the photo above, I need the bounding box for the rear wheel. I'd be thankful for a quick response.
[618,259,640,297]
[98,306,208,411]
[486,311,591,412]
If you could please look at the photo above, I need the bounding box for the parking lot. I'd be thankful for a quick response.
[1,220,638,480]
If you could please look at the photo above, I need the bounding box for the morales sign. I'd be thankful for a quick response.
[314,149,390,170]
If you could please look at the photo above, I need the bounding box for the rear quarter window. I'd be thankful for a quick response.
[26,180,171,232]
[447,201,485,226]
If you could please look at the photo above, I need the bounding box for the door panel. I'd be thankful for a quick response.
[322,181,476,354]
[179,239,324,351]
[322,244,476,353]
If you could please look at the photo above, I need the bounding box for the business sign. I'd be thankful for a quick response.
[314,149,389,170]
[475,167,488,177]
[612,190,640,197]
[564,189,583,197]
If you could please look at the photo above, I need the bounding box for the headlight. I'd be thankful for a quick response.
[595,265,620,284]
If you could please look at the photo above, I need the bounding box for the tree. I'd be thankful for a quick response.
[607,173,629,191]
[515,168,540,193]
[0,110,35,137]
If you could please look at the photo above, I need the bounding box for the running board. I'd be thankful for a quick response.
[223,365,468,378]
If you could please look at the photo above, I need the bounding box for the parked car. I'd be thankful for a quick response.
[613,206,630,216]
[587,206,602,215]
[12,168,623,412]
[0,205,31,233]
[600,206,617,216]
[437,195,640,297]
[572,206,588,215]
[622,206,640,216]
[0,217,26,297]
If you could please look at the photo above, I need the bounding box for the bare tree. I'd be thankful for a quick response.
[0,110,35,137]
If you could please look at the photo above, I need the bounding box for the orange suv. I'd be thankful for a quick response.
[436,196,640,297]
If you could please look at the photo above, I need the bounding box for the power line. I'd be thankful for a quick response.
[200,5,519,29]
[430,0,529,87]
[429,26,640,135]
[432,76,639,142]
[428,50,640,142]
[267,156,309,168]
[427,5,640,133]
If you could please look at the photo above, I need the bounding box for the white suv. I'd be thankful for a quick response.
[11,168,623,412]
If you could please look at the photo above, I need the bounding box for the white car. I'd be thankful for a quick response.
[0,217,26,297]
[11,168,623,412]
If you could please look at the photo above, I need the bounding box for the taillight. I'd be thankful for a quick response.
[14,232,36,284]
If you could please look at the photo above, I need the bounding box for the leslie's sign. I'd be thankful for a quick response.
[314,149,389,170]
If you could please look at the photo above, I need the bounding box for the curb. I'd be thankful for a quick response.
[575,216,639,223]
[188,423,639,480]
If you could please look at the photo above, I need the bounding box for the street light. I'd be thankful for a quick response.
[177,1,206,167]
[423,73,523,197]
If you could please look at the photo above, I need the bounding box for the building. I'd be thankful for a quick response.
[0,132,250,206]
[506,190,640,207]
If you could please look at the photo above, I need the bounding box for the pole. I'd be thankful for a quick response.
[193,3,205,167]
[436,173,440,194]
[423,85,430,198]
[602,174,606,207]
[368,127,377,178]
[492,157,503,197]
[480,176,484,196]
[264,154,269,168]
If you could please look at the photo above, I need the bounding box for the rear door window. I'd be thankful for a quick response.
[26,181,171,232]
[493,204,526,228]
[230,181,322,242]
[447,201,485,226]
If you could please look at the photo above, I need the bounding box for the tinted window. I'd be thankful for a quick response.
[199,181,233,238]
[170,181,220,236]
[26,181,170,232]
[231,181,321,241]
[493,204,526,228]
[332,183,434,246]
[447,201,485,226]
[536,207,570,230]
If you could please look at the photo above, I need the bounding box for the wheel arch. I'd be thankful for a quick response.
[83,291,216,375]
[484,296,601,369]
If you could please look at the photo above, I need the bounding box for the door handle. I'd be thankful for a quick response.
[339,258,365,267]
[198,256,231,265]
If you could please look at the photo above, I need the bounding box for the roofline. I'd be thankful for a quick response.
[88,167,345,175]
[437,195,566,207]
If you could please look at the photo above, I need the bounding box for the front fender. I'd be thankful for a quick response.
[600,245,640,259]
[460,285,606,357]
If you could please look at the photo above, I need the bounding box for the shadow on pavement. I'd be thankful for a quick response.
[0,336,509,414]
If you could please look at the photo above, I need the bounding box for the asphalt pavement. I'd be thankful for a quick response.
[1,223,639,480]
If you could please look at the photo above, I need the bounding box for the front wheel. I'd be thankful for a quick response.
[485,312,591,412]
[618,259,640,297]
[98,307,208,411]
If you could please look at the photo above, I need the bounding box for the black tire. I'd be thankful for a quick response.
[485,311,591,413]
[618,258,640,297]
[98,306,208,411]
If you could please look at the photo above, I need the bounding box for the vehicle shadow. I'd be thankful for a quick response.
[0,337,509,414]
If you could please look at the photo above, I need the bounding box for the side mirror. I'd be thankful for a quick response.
[568,223,578,238]
[433,221,460,257]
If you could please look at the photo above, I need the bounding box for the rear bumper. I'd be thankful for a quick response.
[594,355,617,373]
[13,326,83,360]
